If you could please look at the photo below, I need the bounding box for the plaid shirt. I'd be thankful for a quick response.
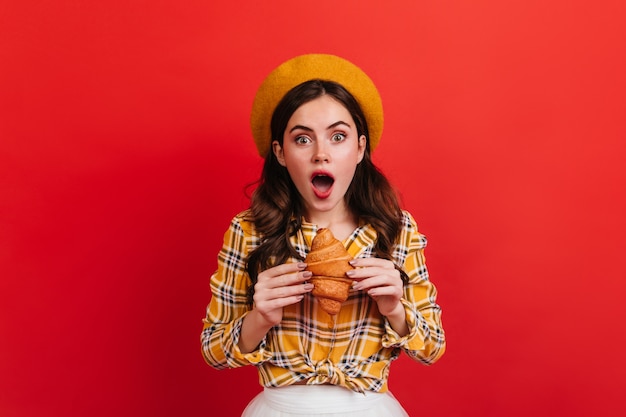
[201,210,445,393]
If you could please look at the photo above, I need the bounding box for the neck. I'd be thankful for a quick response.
[304,206,358,242]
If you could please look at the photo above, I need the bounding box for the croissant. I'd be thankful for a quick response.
[304,228,354,315]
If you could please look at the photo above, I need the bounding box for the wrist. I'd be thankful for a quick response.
[239,310,274,354]
[385,301,409,337]
[386,301,406,321]
[248,308,278,331]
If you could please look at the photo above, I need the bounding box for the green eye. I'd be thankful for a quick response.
[331,133,346,142]
[295,136,311,144]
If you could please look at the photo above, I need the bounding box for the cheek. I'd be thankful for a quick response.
[337,161,359,184]
[284,160,308,183]
[339,149,362,168]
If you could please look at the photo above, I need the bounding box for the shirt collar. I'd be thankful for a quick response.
[293,217,378,259]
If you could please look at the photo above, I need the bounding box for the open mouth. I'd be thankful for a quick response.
[311,174,335,193]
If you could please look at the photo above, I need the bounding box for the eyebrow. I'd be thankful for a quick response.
[288,121,352,134]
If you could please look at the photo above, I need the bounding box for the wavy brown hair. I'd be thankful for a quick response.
[245,79,403,303]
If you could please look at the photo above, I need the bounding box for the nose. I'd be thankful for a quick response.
[312,141,330,163]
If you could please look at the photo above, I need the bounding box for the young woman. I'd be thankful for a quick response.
[201,54,445,417]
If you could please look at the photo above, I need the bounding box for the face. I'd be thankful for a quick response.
[273,94,366,219]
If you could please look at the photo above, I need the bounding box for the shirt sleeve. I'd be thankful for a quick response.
[381,211,446,365]
[200,215,272,369]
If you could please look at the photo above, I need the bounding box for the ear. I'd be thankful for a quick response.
[357,135,366,163]
[273,140,286,166]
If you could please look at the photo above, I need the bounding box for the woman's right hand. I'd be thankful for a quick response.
[253,262,313,327]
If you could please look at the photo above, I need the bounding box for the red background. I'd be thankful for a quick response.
[2,1,625,416]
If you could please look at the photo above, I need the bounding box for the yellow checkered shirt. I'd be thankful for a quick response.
[201,210,445,393]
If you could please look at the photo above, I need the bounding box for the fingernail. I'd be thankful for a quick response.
[349,260,357,266]
[297,262,307,269]
[345,270,355,277]
[302,271,312,278]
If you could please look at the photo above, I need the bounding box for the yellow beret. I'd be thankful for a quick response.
[250,53,384,157]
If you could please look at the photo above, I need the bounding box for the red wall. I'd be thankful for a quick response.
[2,1,625,416]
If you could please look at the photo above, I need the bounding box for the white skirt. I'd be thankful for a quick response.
[241,385,409,417]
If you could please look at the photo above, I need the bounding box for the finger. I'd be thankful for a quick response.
[257,262,306,284]
[264,262,308,277]
[366,285,403,298]
[349,258,395,269]
[346,266,395,281]
[255,281,313,305]
[352,273,402,290]
[272,270,312,288]
[272,282,314,299]
[256,295,305,313]
[352,275,385,291]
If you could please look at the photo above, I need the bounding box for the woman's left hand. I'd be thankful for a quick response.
[346,258,405,318]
